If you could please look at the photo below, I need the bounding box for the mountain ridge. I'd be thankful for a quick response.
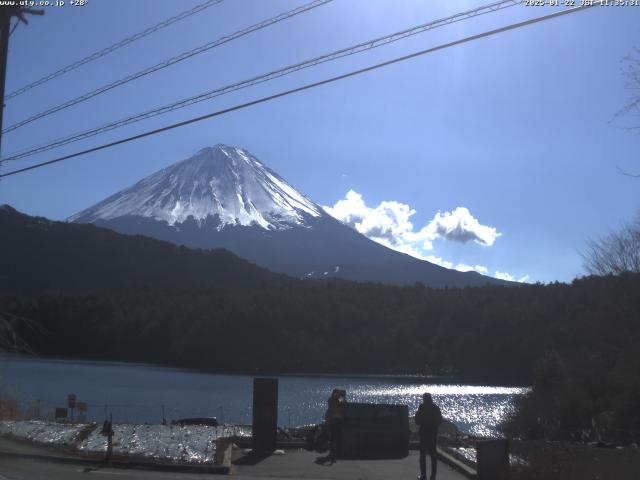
[70,144,510,288]
[0,205,290,293]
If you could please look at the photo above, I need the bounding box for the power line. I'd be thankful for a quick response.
[0,6,44,157]
[9,19,18,37]
[4,0,224,101]
[1,0,522,162]
[0,2,599,180]
[2,0,334,135]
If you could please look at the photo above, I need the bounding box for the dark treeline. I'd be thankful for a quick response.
[5,275,638,378]
[0,205,290,293]
[3,273,640,442]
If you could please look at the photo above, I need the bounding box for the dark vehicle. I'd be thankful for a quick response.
[172,417,218,427]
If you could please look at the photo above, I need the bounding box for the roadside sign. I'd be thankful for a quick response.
[67,394,77,409]
[77,402,87,412]
[55,408,67,420]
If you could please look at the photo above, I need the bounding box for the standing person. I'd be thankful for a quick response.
[325,388,346,461]
[415,392,442,480]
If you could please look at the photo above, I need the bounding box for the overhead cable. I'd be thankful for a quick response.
[2,0,521,161]
[5,0,224,100]
[0,3,600,179]
[2,0,334,134]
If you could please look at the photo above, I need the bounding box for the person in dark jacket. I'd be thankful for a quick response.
[415,392,442,480]
[325,388,346,461]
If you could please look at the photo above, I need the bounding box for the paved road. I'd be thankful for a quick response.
[232,449,467,480]
[0,457,223,480]
[0,438,468,480]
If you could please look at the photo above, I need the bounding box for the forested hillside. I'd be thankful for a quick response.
[4,274,638,383]
[0,205,290,292]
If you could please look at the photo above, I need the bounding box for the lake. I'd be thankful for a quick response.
[0,355,528,437]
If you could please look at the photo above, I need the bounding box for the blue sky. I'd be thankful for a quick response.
[0,0,638,283]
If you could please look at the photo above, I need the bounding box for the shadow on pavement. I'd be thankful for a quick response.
[233,450,273,466]
[314,454,336,466]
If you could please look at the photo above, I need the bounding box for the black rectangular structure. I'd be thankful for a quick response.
[252,377,278,452]
[54,407,67,422]
[477,438,510,480]
[340,402,409,459]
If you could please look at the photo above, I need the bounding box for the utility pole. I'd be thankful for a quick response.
[0,6,44,157]
[0,8,13,156]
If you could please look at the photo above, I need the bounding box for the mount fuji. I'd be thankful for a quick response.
[70,144,506,287]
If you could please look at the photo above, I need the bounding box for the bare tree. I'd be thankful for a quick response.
[585,48,640,274]
[612,47,640,178]
[582,216,640,275]
[614,46,640,125]
[0,311,36,354]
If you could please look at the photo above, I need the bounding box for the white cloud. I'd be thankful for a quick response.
[324,190,528,282]
[424,255,453,269]
[494,271,514,281]
[324,190,500,251]
[420,207,501,247]
[394,243,430,261]
[494,271,531,283]
[323,190,416,247]
[456,264,490,275]
[426,256,489,275]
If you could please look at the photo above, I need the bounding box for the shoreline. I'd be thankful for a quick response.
[0,353,530,387]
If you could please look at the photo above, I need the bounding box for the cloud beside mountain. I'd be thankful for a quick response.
[323,189,500,251]
[323,190,415,247]
[324,190,529,283]
[423,207,501,247]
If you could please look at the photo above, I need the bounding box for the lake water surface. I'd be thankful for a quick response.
[0,355,528,437]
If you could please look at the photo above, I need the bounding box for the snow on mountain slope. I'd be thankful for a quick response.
[69,144,321,230]
[69,143,510,287]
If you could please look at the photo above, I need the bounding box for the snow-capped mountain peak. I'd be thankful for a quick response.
[69,144,321,230]
[68,143,509,287]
